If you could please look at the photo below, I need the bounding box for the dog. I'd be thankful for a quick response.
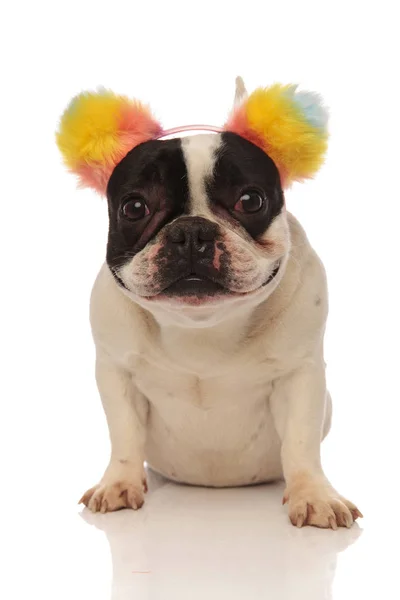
[59,80,362,528]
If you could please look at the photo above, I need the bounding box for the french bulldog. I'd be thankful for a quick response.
[77,132,361,529]
[73,83,362,528]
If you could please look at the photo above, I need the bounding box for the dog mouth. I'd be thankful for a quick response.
[161,260,282,298]
[164,275,226,296]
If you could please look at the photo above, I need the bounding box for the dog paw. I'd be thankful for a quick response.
[79,479,146,513]
[283,475,363,529]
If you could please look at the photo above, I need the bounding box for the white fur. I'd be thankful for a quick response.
[182,134,220,216]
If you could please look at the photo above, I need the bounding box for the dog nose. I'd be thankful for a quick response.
[166,217,218,254]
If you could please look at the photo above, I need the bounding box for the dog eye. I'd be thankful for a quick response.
[234,190,265,214]
[121,197,150,221]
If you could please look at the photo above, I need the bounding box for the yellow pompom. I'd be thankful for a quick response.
[56,89,161,194]
[226,83,329,186]
[57,90,129,168]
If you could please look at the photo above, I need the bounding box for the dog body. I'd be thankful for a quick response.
[81,133,361,527]
[91,211,327,488]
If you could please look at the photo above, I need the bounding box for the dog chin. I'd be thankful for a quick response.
[154,276,229,306]
[115,262,284,327]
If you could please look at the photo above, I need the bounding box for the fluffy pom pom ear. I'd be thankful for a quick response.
[56,89,162,195]
[225,83,329,188]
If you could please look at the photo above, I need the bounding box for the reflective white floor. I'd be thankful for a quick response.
[3,452,398,600]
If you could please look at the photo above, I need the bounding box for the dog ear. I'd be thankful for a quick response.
[233,76,248,107]
[225,83,329,188]
[56,89,162,195]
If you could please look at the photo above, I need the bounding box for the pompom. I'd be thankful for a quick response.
[56,89,162,194]
[225,83,329,187]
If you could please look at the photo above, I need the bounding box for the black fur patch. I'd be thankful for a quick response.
[207,132,284,239]
[106,139,189,274]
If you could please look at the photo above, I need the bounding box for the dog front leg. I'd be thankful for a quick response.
[80,351,148,513]
[270,361,362,529]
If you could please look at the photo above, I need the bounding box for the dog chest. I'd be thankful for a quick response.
[133,356,275,412]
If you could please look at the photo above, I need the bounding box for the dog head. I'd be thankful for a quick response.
[56,80,328,321]
[106,132,289,311]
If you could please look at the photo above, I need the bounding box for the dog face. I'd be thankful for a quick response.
[106,132,290,311]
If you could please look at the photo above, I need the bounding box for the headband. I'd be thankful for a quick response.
[56,78,328,194]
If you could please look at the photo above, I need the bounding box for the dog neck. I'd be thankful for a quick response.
[150,299,265,357]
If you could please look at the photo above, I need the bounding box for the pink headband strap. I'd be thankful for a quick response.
[156,124,223,139]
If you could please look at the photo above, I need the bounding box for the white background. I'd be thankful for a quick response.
[1,1,399,598]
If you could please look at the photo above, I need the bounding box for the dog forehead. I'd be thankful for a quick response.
[107,132,280,209]
[107,134,223,215]
[181,134,222,214]
[182,132,281,193]
[107,137,186,197]
[181,133,221,176]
